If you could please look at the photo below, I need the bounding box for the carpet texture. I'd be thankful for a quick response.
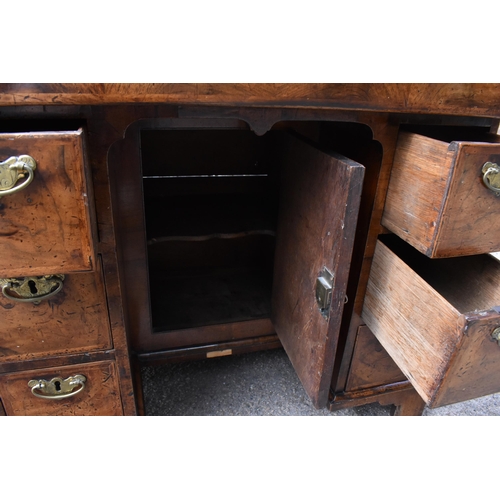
[141,348,500,416]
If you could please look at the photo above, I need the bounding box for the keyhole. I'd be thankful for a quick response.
[28,280,38,295]
[54,381,62,392]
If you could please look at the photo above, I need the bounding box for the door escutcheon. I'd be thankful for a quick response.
[316,267,334,318]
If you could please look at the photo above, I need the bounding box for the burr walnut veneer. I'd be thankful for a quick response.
[0,84,500,415]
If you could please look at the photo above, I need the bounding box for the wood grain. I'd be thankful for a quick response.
[329,381,425,416]
[435,142,500,256]
[362,240,462,403]
[0,257,111,362]
[383,131,500,257]
[382,131,452,255]
[0,129,96,276]
[0,349,114,375]
[363,239,500,407]
[1,84,500,118]
[272,133,364,408]
[4,98,496,414]
[0,360,123,415]
[345,325,406,392]
[137,334,282,365]
[434,308,500,407]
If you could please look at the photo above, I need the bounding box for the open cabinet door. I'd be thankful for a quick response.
[272,133,365,408]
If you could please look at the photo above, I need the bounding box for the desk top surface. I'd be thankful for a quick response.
[0,84,499,118]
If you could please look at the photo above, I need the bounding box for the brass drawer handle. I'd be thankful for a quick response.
[0,275,64,304]
[482,162,500,195]
[0,155,36,197]
[492,327,500,346]
[28,374,87,400]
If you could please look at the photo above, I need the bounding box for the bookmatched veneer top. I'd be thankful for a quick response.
[0,84,499,117]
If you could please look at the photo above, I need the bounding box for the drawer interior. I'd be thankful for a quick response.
[379,234,500,315]
[364,234,500,407]
[399,124,500,145]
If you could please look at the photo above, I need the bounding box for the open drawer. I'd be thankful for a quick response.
[382,128,500,258]
[362,235,500,408]
[0,128,96,276]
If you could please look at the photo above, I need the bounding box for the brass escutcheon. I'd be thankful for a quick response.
[0,155,36,197]
[0,275,64,304]
[492,327,500,346]
[482,162,500,195]
[28,375,87,400]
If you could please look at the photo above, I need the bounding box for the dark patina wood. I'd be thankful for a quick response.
[2,84,500,118]
[0,349,115,375]
[363,236,500,407]
[345,325,406,392]
[433,308,500,407]
[271,133,364,408]
[383,129,500,257]
[138,334,282,365]
[0,360,123,416]
[1,85,500,415]
[329,381,426,416]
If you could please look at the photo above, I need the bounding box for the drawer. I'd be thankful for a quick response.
[382,129,500,257]
[345,325,406,392]
[0,360,123,415]
[362,236,500,408]
[0,257,112,362]
[0,129,96,276]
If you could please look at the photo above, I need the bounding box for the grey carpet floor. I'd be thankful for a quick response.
[141,348,500,416]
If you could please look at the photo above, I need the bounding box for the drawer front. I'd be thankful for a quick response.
[362,237,500,407]
[0,129,96,276]
[382,131,500,258]
[0,257,112,362]
[0,360,123,416]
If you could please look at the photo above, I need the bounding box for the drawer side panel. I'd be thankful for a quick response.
[382,131,451,256]
[362,241,462,403]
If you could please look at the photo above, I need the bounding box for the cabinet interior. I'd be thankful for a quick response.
[134,119,378,378]
[141,129,280,333]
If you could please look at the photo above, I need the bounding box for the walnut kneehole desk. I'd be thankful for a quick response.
[0,84,499,416]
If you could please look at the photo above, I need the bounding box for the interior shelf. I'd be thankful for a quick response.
[141,127,278,335]
[144,192,278,240]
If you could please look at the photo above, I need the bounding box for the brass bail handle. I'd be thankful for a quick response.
[28,375,87,400]
[0,155,37,197]
[482,162,500,195]
[491,327,500,346]
[0,275,64,304]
